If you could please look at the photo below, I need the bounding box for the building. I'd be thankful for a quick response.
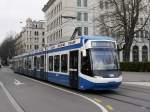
[15,32,26,55]
[15,18,46,55]
[42,0,96,46]
[96,0,150,62]
[43,0,150,62]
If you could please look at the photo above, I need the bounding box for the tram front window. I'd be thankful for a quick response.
[91,48,119,71]
[81,50,93,77]
[81,48,119,77]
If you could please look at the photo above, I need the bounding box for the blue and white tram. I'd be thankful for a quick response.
[12,36,122,90]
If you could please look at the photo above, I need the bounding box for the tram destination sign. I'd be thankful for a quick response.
[91,41,115,48]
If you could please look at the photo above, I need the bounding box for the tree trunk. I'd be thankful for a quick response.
[124,47,131,62]
[124,32,134,62]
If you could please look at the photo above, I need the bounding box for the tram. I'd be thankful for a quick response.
[12,36,122,90]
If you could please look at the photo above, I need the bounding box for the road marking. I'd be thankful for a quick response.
[0,82,24,112]
[14,79,24,86]
[21,76,108,112]
[106,105,114,111]
[94,98,103,103]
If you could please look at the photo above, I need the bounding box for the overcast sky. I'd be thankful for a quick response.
[0,0,48,44]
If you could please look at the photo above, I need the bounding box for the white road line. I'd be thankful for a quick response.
[21,76,108,112]
[0,82,25,112]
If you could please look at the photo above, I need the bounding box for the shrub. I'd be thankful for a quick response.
[120,62,150,72]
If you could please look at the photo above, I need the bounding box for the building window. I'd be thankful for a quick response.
[83,13,88,21]
[123,45,127,61]
[42,38,45,43]
[54,55,60,72]
[84,27,88,35]
[77,27,82,36]
[61,29,62,38]
[142,46,148,62]
[49,56,53,71]
[105,1,108,9]
[34,31,39,36]
[61,54,68,73]
[77,0,81,7]
[34,45,39,50]
[77,12,82,21]
[140,18,143,25]
[136,32,139,38]
[42,32,45,36]
[145,31,148,38]
[123,50,126,61]
[100,1,103,9]
[83,0,87,7]
[132,46,139,62]
[141,30,144,38]
[37,31,39,36]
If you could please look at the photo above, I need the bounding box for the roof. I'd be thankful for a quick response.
[42,0,56,12]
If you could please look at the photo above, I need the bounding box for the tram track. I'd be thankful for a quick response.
[93,85,150,111]
[86,85,150,111]
[100,93,150,110]
[112,91,150,103]
[120,85,150,94]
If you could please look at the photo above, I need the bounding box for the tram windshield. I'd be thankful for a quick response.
[91,48,119,70]
[81,48,119,77]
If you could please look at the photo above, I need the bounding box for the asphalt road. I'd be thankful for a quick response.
[0,67,150,112]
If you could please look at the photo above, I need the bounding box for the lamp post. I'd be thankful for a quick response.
[148,35,150,62]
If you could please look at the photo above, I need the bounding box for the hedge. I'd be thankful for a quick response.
[120,62,150,72]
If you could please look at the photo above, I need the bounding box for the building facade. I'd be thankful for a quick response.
[15,18,46,55]
[15,32,26,55]
[42,0,97,46]
[43,0,150,62]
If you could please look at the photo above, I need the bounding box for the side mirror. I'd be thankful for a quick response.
[82,50,87,57]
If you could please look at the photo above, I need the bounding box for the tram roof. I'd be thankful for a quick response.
[80,35,115,41]
[13,35,115,59]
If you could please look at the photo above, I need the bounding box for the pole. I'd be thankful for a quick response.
[148,37,150,62]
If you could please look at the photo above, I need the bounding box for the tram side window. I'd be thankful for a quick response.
[21,60,23,67]
[25,60,27,69]
[28,59,32,69]
[54,55,60,72]
[37,57,40,70]
[34,57,37,68]
[81,50,93,77]
[61,54,68,73]
[49,56,53,71]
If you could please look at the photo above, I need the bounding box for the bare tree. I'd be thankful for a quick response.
[0,32,16,65]
[96,0,150,61]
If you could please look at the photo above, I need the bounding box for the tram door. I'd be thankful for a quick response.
[40,55,47,80]
[69,50,79,89]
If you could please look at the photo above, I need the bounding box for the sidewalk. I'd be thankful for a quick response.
[122,72,150,87]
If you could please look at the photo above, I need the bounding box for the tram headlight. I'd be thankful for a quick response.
[109,74,115,78]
